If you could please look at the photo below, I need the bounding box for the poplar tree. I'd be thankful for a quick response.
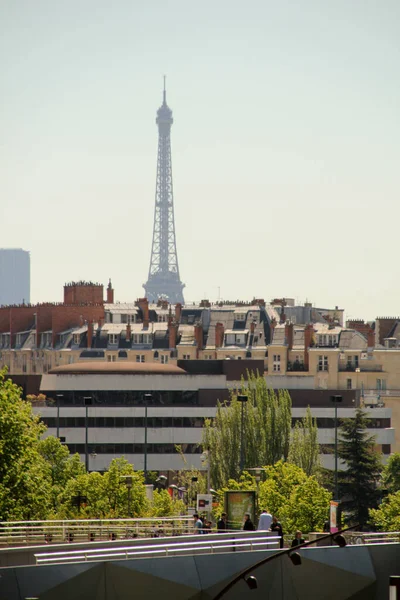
[288,406,320,476]
[203,374,292,489]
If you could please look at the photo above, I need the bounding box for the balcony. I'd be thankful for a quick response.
[339,363,383,373]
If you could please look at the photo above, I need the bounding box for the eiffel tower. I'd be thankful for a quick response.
[143,79,185,304]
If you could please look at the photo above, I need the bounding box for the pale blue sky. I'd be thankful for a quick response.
[1,0,399,319]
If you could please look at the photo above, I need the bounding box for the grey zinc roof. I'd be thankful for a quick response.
[338,330,368,350]
[271,325,286,345]
[205,309,235,347]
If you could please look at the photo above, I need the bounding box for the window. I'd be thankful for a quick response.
[182,354,190,360]
[161,355,169,364]
[136,355,145,363]
[318,356,328,372]
[347,378,352,390]
[108,334,118,345]
[234,313,246,321]
[73,334,80,345]
[376,379,386,391]
[354,355,359,368]
[273,354,281,372]
[107,355,116,362]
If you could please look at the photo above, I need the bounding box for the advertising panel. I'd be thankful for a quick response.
[224,491,256,530]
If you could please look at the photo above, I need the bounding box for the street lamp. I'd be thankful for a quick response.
[331,395,343,502]
[56,394,64,439]
[143,393,152,481]
[201,450,211,492]
[237,395,248,472]
[83,396,92,472]
[120,475,133,516]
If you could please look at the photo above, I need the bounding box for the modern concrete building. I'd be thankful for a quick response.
[32,360,394,473]
[0,248,30,306]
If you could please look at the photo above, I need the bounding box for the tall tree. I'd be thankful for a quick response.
[382,452,400,494]
[0,369,51,520]
[258,461,331,534]
[203,374,292,488]
[338,407,382,526]
[288,406,320,476]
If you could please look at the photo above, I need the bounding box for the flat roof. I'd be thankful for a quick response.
[49,362,186,376]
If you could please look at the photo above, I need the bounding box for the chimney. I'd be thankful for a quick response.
[106,279,114,304]
[285,322,294,350]
[194,323,203,356]
[126,323,132,343]
[175,303,182,322]
[250,321,256,334]
[303,324,314,371]
[169,320,178,349]
[367,328,375,349]
[138,298,149,329]
[253,298,265,307]
[270,318,277,342]
[280,309,286,325]
[87,321,94,349]
[215,322,225,348]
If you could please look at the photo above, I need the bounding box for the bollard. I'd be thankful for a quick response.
[390,576,400,600]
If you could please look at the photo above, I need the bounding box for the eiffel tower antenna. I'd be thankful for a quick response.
[143,78,185,304]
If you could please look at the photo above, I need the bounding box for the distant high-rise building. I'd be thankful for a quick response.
[0,249,30,306]
[143,79,185,304]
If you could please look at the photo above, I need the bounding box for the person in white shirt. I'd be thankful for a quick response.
[257,509,273,531]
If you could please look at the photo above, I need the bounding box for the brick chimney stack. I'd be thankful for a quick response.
[303,324,314,371]
[367,328,375,348]
[126,322,132,342]
[87,321,94,349]
[175,303,182,323]
[270,318,277,342]
[250,321,256,334]
[106,279,114,304]
[285,322,294,350]
[280,309,286,325]
[138,298,149,329]
[169,320,178,349]
[195,322,203,357]
[215,322,225,348]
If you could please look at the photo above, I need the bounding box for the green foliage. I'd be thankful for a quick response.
[258,461,331,534]
[338,408,382,526]
[55,458,148,519]
[369,491,400,531]
[0,369,51,520]
[288,407,320,476]
[382,453,400,494]
[203,374,292,488]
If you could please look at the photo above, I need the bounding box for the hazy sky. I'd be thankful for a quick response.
[1,0,399,320]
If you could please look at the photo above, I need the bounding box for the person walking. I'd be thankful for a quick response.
[217,512,227,532]
[257,508,272,531]
[193,513,203,534]
[243,513,255,531]
[291,530,305,547]
[270,516,284,548]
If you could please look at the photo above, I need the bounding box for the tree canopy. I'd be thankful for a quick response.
[258,461,331,534]
[338,408,382,526]
[369,491,400,532]
[382,452,400,495]
[202,374,292,488]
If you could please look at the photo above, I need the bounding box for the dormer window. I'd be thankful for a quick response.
[108,334,118,345]
[73,334,81,345]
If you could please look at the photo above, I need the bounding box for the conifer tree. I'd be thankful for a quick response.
[338,407,382,526]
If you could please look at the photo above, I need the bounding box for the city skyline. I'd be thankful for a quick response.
[1,1,399,320]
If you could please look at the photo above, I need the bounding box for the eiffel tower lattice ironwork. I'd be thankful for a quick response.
[143,78,185,304]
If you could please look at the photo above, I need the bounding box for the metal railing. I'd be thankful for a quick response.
[345,531,400,545]
[34,532,281,565]
[0,516,194,547]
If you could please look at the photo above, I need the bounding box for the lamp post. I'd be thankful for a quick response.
[56,394,63,439]
[201,450,211,493]
[121,476,133,516]
[83,396,92,472]
[331,395,343,502]
[237,395,248,472]
[143,393,152,482]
